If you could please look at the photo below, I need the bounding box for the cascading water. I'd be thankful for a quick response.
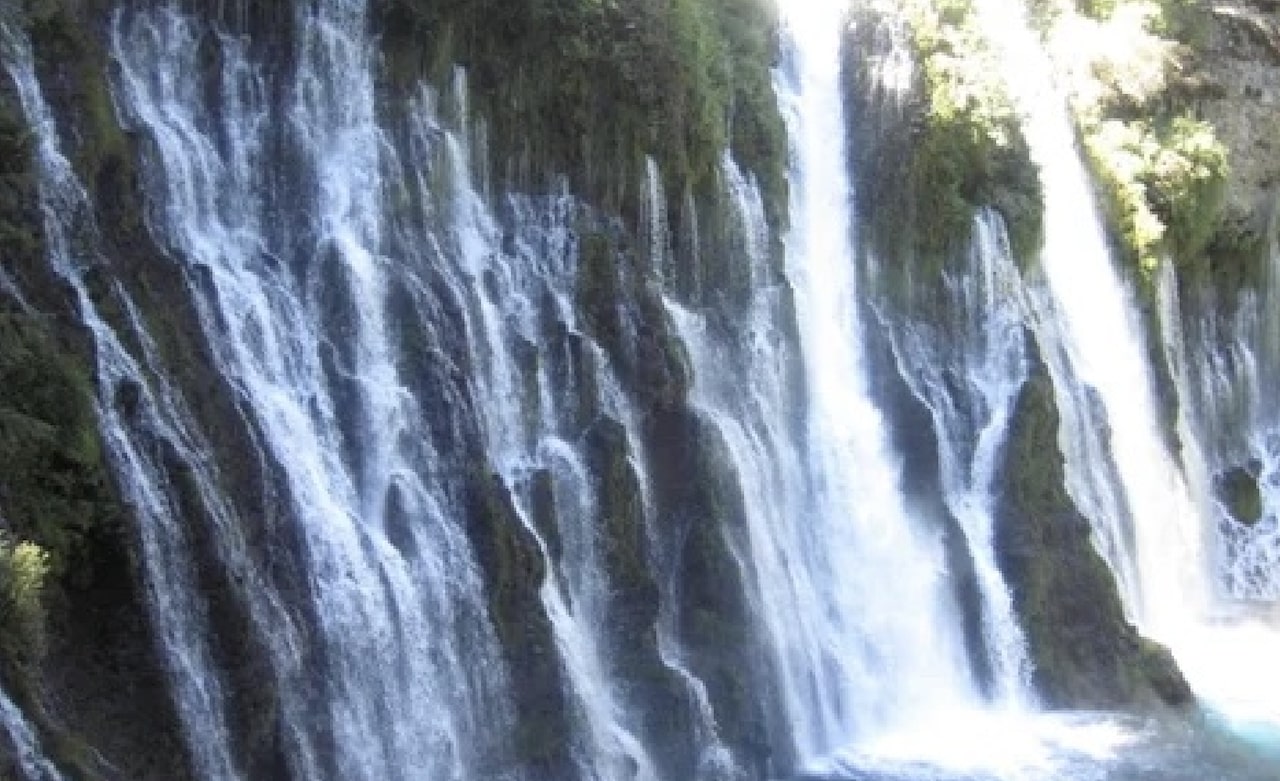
[2,22,250,781]
[1168,244,1280,603]
[422,96,665,780]
[9,0,1280,777]
[677,19,1133,778]
[664,154,812,764]
[974,0,1208,643]
[1159,244,1280,739]
[875,210,1034,708]
[110,0,737,775]
[739,0,983,761]
[976,0,1280,761]
[109,6,524,779]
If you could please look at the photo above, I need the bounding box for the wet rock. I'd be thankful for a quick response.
[1214,462,1265,526]
[993,342,1193,711]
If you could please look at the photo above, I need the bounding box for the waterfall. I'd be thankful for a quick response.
[675,18,1130,777]
[759,0,980,759]
[2,22,251,780]
[108,6,523,778]
[974,0,1207,638]
[876,210,1034,707]
[976,0,1280,747]
[106,0,739,774]
[426,94,664,780]
[665,154,810,763]
[1159,244,1280,734]
[10,0,1280,777]
[1168,245,1280,603]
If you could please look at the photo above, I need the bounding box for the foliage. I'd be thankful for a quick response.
[1084,115,1226,273]
[900,0,1043,266]
[1072,0,1207,43]
[1051,0,1227,277]
[0,532,51,667]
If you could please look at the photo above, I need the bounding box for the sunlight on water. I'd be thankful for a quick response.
[774,0,987,758]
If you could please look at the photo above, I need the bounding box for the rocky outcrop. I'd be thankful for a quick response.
[1184,0,1280,253]
[993,345,1193,710]
[1215,462,1266,526]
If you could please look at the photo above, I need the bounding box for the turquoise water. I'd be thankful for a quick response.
[792,708,1280,781]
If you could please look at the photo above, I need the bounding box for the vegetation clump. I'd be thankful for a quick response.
[1039,0,1229,277]
[898,0,1043,268]
[0,533,51,669]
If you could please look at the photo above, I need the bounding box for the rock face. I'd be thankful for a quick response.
[1215,462,1266,526]
[1187,0,1280,243]
[993,349,1193,710]
[0,23,198,781]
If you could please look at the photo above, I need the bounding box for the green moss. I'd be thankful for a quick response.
[996,361,1192,709]
[378,0,786,225]
[898,0,1043,270]
[1050,0,1228,279]
[463,468,573,771]
[0,313,121,590]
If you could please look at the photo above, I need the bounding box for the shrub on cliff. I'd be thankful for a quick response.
[0,533,51,668]
[901,0,1043,268]
[1041,0,1228,277]
[1085,114,1226,273]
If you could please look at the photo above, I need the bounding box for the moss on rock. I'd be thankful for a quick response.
[1215,463,1264,526]
[994,339,1193,710]
[376,0,787,226]
[904,0,1043,266]
[845,0,1043,291]
[464,468,576,776]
